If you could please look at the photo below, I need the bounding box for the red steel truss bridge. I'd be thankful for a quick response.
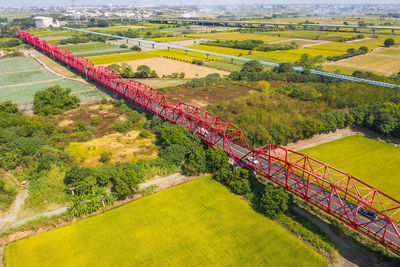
[18,31,400,256]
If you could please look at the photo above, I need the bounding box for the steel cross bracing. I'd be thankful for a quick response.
[18,31,400,255]
[62,27,400,89]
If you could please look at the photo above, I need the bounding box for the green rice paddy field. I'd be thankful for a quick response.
[301,135,400,201]
[59,42,118,53]
[5,176,326,267]
[0,57,93,102]
[89,52,158,64]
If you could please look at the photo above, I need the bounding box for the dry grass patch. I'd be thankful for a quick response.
[371,47,400,57]
[164,80,270,107]
[67,130,158,167]
[38,56,78,78]
[333,54,400,75]
[54,102,127,139]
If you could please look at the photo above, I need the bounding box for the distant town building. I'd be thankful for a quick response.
[34,16,60,28]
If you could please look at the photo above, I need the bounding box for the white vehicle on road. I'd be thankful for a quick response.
[245,155,259,165]
[199,127,210,138]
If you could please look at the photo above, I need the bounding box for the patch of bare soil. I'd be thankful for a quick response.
[164,81,268,107]
[105,57,229,78]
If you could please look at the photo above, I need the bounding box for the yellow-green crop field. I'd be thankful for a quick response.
[263,30,364,40]
[310,42,380,52]
[301,136,400,201]
[148,48,222,62]
[89,52,157,65]
[188,32,288,43]
[5,176,326,267]
[146,36,194,42]
[189,44,250,56]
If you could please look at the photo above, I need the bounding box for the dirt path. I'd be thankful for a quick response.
[0,78,62,89]
[285,127,400,152]
[268,38,331,48]
[0,190,29,230]
[0,172,195,233]
[0,68,45,75]
[285,128,357,151]
[346,38,372,43]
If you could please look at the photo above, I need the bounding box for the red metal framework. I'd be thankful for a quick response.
[18,31,400,255]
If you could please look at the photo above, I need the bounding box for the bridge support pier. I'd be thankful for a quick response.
[168,47,170,52]
[231,58,234,64]
[126,39,128,44]
[392,29,395,35]
[372,29,375,34]
[206,54,209,59]
[138,41,141,46]
[185,50,188,55]
[152,44,155,48]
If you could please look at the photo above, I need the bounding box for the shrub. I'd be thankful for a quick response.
[135,65,151,78]
[130,45,141,52]
[90,115,103,126]
[205,73,221,84]
[185,78,206,88]
[384,38,395,47]
[119,44,128,48]
[99,151,112,163]
[109,120,133,133]
[359,46,369,53]
[139,129,151,138]
[33,86,80,116]
[71,121,95,141]
[241,60,263,73]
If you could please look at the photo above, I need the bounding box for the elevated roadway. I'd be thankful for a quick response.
[144,18,400,35]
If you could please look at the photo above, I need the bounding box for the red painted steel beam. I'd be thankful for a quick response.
[17,30,400,256]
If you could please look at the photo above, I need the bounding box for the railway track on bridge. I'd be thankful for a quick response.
[18,30,400,256]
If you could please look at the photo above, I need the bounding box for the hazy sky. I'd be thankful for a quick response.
[0,0,400,7]
[2,0,400,7]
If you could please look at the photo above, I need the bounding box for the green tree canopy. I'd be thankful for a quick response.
[260,183,292,219]
[33,85,80,116]
[384,38,395,47]
[241,60,263,73]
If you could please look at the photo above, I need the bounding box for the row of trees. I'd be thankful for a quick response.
[107,63,158,79]
[327,46,369,61]
[59,34,110,45]
[185,73,221,88]
[203,39,264,50]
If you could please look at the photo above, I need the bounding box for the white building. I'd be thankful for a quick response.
[34,16,60,28]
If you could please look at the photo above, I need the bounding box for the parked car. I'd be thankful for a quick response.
[358,208,377,220]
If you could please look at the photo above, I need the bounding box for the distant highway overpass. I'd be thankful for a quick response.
[144,18,400,35]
